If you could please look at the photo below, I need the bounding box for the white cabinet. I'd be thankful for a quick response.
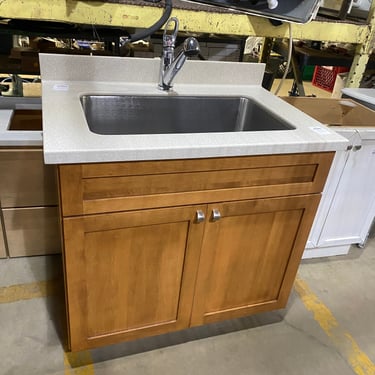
[304,129,375,259]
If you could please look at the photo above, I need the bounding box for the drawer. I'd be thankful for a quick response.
[0,215,6,258]
[0,149,58,208]
[59,152,334,216]
[8,109,42,131]
[2,206,61,257]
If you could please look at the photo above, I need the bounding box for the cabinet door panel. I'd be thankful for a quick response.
[317,140,375,247]
[191,195,320,326]
[85,222,186,336]
[306,147,350,248]
[63,205,206,351]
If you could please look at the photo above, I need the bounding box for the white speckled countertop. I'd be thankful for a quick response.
[0,108,43,146]
[341,88,375,114]
[39,54,347,164]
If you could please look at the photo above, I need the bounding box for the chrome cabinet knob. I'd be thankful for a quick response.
[195,210,205,223]
[211,209,221,222]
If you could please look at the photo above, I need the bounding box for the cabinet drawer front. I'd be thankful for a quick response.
[59,152,334,216]
[83,164,317,199]
[0,149,58,207]
[2,206,61,257]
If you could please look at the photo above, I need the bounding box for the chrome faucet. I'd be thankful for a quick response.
[158,17,200,91]
[11,74,23,97]
[0,74,23,97]
[8,74,23,96]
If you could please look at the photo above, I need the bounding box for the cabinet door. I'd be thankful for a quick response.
[63,205,206,351]
[306,147,351,249]
[317,139,375,247]
[191,195,320,326]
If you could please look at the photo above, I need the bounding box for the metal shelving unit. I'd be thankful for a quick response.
[0,0,374,87]
[347,2,375,87]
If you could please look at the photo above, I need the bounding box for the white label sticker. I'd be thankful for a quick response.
[53,83,69,91]
[309,126,331,135]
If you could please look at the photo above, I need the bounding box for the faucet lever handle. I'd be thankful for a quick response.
[163,17,179,46]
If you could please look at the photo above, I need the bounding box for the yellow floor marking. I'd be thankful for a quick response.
[0,280,94,373]
[0,279,59,303]
[64,351,95,375]
[295,276,375,375]
[4,276,372,374]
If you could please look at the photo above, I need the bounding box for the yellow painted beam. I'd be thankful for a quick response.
[346,0,375,87]
[0,0,370,43]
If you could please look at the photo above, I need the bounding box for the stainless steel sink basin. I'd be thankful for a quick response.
[80,95,295,135]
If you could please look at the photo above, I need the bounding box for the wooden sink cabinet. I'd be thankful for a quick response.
[58,152,333,351]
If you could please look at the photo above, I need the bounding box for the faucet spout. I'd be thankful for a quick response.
[161,37,200,89]
[159,18,200,91]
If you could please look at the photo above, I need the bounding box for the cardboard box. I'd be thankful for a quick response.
[282,97,375,127]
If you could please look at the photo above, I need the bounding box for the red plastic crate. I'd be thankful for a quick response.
[312,66,350,92]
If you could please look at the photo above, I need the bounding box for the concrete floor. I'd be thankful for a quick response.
[0,235,374,375]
